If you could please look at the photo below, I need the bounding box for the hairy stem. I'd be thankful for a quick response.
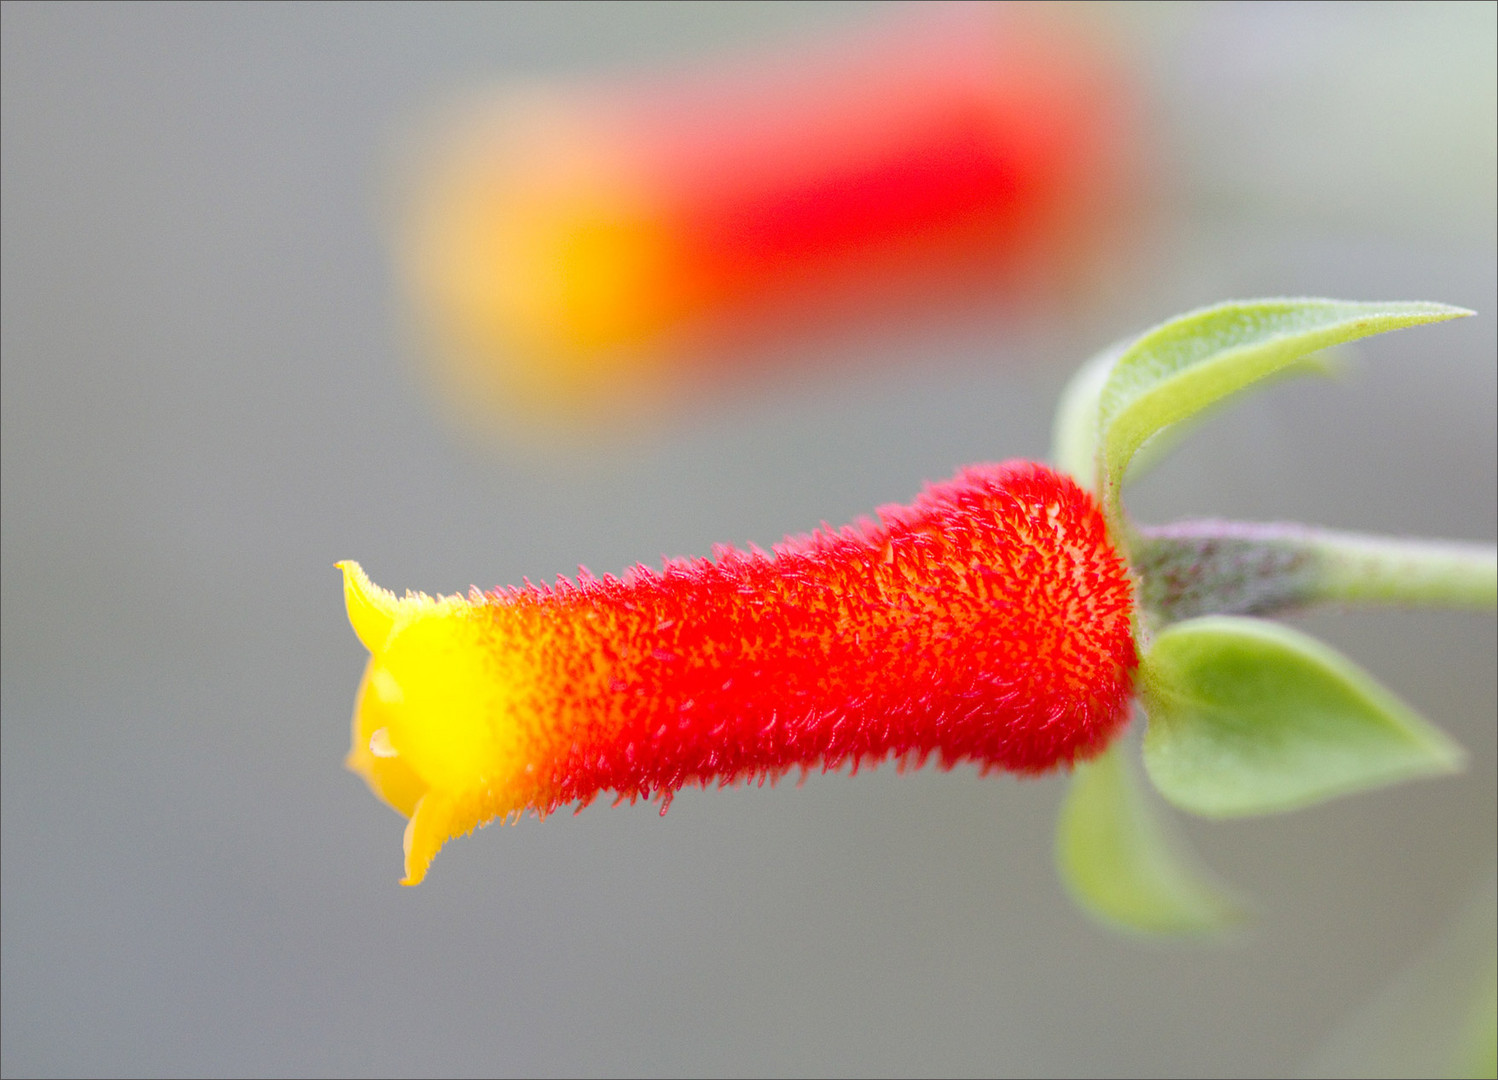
[1133,521,1498,624]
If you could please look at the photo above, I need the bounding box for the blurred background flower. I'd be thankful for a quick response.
[2,3,1493,1076]
[395,4,1146,434]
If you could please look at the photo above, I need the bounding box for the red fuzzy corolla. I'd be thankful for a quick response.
[342,461,1137,883]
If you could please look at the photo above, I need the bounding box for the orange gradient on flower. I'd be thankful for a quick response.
[400,6,1145,426]
[340,462,1137,885]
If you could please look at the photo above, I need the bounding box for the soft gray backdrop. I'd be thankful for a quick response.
[3,3,1494,1077]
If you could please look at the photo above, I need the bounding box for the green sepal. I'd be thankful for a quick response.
[1056,744,1246,935]
[1051,340,1123,483]
[1123,348,1348,484]
[1301,876,1496,1079]
[1095,299,1470,521]
[1459,950,1497,1080]
[1139,616,1465,817]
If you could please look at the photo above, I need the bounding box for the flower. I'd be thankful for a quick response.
[399,6,1141,425]
[341,461,1136,884]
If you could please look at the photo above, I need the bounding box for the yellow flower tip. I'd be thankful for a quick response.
[339,561,400,654]
[396,102,692,433]
[401,792,458,887]
[338,563,526,882]
[345,660,428,819]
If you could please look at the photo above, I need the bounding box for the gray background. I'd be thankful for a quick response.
[3,3,1494,1076]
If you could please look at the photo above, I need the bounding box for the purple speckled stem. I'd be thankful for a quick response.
[1133,520,1497,624]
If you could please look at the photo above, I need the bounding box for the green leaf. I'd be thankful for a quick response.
[1050,340,1123,484]
[1123,347,1349,484]
[1458,950,1497,1080]
[1056,744,1246,935]
[1301,876,1496,1080]
[1096,299,1471,519]
[1140,616,1465,817]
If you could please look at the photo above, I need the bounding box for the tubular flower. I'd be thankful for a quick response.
[341,461,1136,885]
[401,7,1142,422]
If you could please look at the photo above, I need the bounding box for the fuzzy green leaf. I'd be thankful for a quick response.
[1051,340,1123,484]
[1301,877,1496,1079]
[1096,299,1470,518]
[1140,616,1465,817]
[1057,745,1245,934]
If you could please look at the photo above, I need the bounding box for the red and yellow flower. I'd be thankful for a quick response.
[341,461,1136,884]
[400,6,1142,424]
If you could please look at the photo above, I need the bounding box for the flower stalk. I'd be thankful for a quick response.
[1133,521,1498,624]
